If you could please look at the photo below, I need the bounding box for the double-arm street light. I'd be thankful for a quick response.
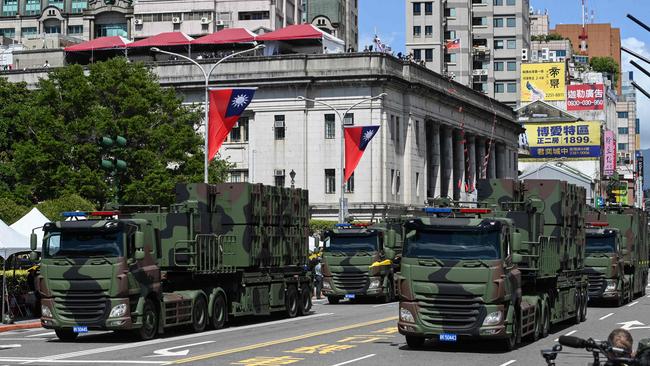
[151,44,265,183]
[297,93,387,223]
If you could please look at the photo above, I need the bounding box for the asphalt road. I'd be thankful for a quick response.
[0,288,648,366]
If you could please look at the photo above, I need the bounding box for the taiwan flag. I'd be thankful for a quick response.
[344,125,380,182]
[208,88,256,160]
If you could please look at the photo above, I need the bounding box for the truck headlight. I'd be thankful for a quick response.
[41,305,52,318]
[400,308,415,323]
[322,281,331,290]
[482,311,503,326]
[109,304,128,318]
[605,279,617,292]
[368,278,381,289]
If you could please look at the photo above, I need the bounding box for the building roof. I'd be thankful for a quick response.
[64,36,131,52]
[256,24,327,41]
[516,100,581,123]
[127,32,193,48]
[191,28,257,45]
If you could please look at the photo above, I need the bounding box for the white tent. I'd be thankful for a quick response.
[0,219,29,259]
[10,208,50,246]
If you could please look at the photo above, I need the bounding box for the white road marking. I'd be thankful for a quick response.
[372,303,397,308]
[498,360,516,366]
[647,295,650,298]
[618,320,650,331]
[25,332,55,338]
[330,354,376,366]
[149,341,215,357]
[566,330,578,336]
[0,345,20,350]
[599,313,615,320]
[628,301,639,307]
[0,358,166,364]
[39,312,334,361]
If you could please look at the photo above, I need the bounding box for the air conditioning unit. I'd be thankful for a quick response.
[541,48,549,61]
[274,169,285,177]
[215,20,225,26]
[274,120,285,128]
[172,17,182,24]
[201,17,211,24]
[521,48,528,61]
[134,19,143,26]
[472,69,488,76]
[549,50,556,61]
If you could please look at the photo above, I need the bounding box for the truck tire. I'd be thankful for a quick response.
[55,329,78,342]
[191,296,208,333]
[384,278,395,303]
[502,308,520,351]
[211,293,227,330]
[579,291,588,322]
[405,335,425,349]
[327,296,340,304]
[528,307,541,341]
[541,304,551,338]
[285,286,299,318]
[298,286,312,315]
[135,299,158,341]
[573,293,581,325]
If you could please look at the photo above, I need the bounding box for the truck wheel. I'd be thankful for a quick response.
[298,286,312,315]
[211,293,227,330]
[502,309,520,351]
[285,286,299,318]
[528,307,541,341]
[405,335,425,349]
[135,299,158,341]
[579,292,588,322]
[55,329,78,342]
[384,279,395,303]
[541,305,551,338]
[327,296,340,305]
[573,294,581,325]
[191,296,208,333]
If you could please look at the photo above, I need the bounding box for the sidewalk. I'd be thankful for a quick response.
[0,319,41,333]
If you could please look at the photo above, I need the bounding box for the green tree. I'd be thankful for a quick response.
[1,58,231,207]
[590,56,619,88]
[0,198,29,225]
[37,194,96,221]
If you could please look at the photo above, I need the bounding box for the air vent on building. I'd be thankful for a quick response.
[172,17,182,24]
[274,120,285,128]
[134,19,143,25]
[215,20,225,26]
[521,48,528,61]
[274,169,285,176]
[201,17,211,24]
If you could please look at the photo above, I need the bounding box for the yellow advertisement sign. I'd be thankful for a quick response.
[521,62,566,102]
[525,121,601,159]
[614,189,629,205]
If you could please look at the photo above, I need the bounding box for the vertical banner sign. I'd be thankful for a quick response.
[520,62,566,102]
[603,130,617,176]
[525,121,602,159]
[637,155,644,180]
[566,84,605,111]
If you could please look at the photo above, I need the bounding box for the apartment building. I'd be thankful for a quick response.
[529,8,549,36]
[306,0,358,51]
[405,0,531,108]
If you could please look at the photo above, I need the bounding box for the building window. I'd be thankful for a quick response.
[275,174,285,187]
[395,116,400,145]
[238,11,269,20]
[444,30,456,40]
[413,26,421,37]
[229,170,248,183]
[413,49,422,60]
[617,111,629,118]
[507,18,516,27]
[71,0,87,13]
[274,115,285,140]
[493,0,503,4]
[324,114,336,139]
[506,0,516,4]
[506,39,516,49]
[415,120,420,145]
[494,39,504,49]
[507,82,517,93]
[445,8,457,17]
[494,61,504,71]
[444,52,457,63]
[344,113,354,126]
[45,25,61,34]
[425,48,433,62]
[425,25,433,37]
[325,169,336,194]
[636,118,640,132]
[416,172,420,197]
[0,28,15,38]
[48,0,63,10]
[618,127,629,134]
[345,172,354,193]
[494,18,504,28]
[391,169,396,194]
[228,117,249,142]
[507,61,517,71]
[67,25,83,34]
[618,143,628,151]
[495,83,505,93]
[21,27,37,36]
[2,0,17,16]
[413,2,421,15]
[424,2,433,15]
[25,0,40,15]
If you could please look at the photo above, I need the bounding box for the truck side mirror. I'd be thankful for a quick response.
[135,232,144,250]
[30,233,37,251]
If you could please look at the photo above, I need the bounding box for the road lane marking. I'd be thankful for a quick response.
[0,358,167,364]
[372,303,397,308]
[26,332,55,338]
[149,341,215,357]
[498,360,516,366]
[171,316,397,364]
[554,330,577,342]
[330,354,376,366]
[40,312,334,361]
[0,344,20,350]
[599,313,615,320]
[628,301,639,307]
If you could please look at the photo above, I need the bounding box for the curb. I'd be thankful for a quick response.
[0,321,41,333]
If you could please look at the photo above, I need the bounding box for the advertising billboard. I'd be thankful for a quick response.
[603,130,617,176]
[525,121,602,159]
[520,62,566,102]
[566,84,605,111]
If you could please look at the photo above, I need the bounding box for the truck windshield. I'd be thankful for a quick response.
[586,235,616,254]
[44,231,124,258]
[327,235,378,253]
[404,230,500,260]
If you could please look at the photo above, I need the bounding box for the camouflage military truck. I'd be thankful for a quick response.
[397,179,588,350]
[320,219,403,304]
[584,207,648,305]
[31,183,312,341]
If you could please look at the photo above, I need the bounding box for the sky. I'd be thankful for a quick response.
[358,0,650,149]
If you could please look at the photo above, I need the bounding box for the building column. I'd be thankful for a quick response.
[488,142,496,179]
[476,137,486,180]
[440,126,453,198]
[453,129,464,200]
[495,143,506,178]
[468,134,476,191]
[426,121,441,200]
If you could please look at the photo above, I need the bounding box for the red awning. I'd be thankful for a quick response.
[256,24,324,41]
[127,32,194,48]
[191,28,256,45]
[64,36,130,52]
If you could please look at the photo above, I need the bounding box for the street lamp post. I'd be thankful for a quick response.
[297,93,387,223]
[151,44,265,183]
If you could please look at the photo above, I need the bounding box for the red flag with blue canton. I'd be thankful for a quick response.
[344,125,380,182]
[208,88,256,160]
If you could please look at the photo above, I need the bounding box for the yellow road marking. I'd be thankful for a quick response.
[172,316,397,364]
[336,335,389,344]
[372,327,399,335]
[232,356,304,366]
[285,344,356,355]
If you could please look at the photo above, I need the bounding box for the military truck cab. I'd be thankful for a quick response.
[584,224,629,305]
[321,222,401,304]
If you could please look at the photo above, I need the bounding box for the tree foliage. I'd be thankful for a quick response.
[590,56,619,88]
[0,58,230,209]
[0,198,29,225]
[531,33,567,42]
[37,194,96,222]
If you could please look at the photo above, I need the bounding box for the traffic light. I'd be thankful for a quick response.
[99,135,128,204]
